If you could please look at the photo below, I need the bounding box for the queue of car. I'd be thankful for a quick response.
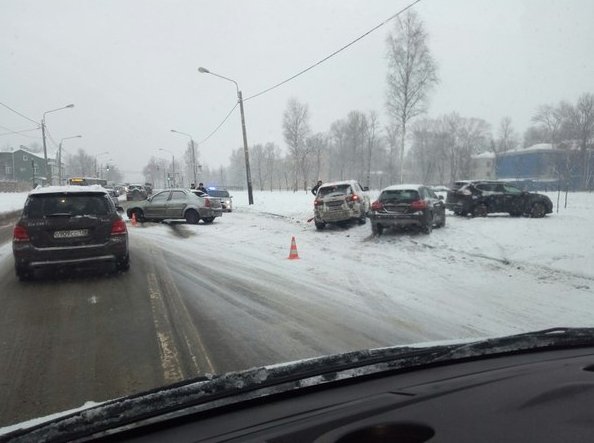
[312,179,553,237]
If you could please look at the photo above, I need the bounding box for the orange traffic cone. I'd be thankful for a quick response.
[288,236,299,260]
[131,212,138,226]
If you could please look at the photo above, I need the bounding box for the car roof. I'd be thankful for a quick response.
[29,185,108,195]
[381,184,424,191]
[319,180,359,188]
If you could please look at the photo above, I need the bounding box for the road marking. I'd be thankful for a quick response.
[153,249,216,375]
[147,272,185,384]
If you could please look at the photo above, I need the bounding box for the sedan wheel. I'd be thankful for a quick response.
[530,202,546,218]
[185,210,199,224]
[472,204,488,218]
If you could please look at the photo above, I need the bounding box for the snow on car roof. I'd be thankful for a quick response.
[29,185,108,195]
[319,180,359,188]
[381,184,424,191]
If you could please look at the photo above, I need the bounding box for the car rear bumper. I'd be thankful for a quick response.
[315,207,363,223]
[200,208,223,218]
[13,236,128,271]
[369,212,426,227]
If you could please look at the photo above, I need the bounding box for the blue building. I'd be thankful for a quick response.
[495,144,592,191]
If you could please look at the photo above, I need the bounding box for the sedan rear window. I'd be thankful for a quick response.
[380,190,420,203]
[317,184,351,198]
[24,194,110,218]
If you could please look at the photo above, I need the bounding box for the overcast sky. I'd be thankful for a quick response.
[1,0,593,182]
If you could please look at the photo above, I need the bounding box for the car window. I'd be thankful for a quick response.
[503,184,522,194]
[207,190,229,198]
[380,190,420,202]
[317,184,352,197]
[150,191,170,202]
[476,183,497,193]
[25,194,110,218]
[170,191,187,200]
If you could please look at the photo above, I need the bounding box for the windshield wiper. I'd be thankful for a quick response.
[44,212,73,217]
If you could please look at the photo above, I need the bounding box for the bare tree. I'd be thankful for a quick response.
[65,148,95,178]
[496,116,518,153]
[386,11,438,183]
[365,111,380,188]
[569,93,594,189]
[282,98,312,191]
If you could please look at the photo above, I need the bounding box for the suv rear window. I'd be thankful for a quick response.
[318,184,352,198]
[380,190,420,202]
[24,194,111,218]
[207,190,229,198]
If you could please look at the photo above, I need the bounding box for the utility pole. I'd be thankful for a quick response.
[190,139,197,185]
[238,90,254,204]
[41,120,49,185]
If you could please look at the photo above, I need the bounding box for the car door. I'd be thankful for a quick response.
[166,190,190,218]
[144,191,170,219]
[475,183,498,211]
[500,183,525,214]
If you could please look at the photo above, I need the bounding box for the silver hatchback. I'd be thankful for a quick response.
[313,180,370,230]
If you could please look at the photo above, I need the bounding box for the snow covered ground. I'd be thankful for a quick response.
[124,190,594,343]
[0,191,29,213]
[2,189,592,342]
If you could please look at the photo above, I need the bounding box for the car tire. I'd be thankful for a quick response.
[530,202,546,218]
[371,223,383,236]
[116,255,130,272]
[422,220,433,234]
[185,209,199,224]
[315,220,326,230]
[472,204,488,218]
[437,212,446,228]
[202,217,215,224]
[358,214,367,225]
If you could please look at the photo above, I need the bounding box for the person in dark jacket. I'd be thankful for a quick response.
[311,180,323,196]
[197,182,207,193]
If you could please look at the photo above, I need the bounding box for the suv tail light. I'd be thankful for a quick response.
[111,219,127,236]
[410,200,428,210]
[13,224,30,242]
[346,194,360,202]
[204,197,211,208]
[314,199,323,207]
[371,200,383,211]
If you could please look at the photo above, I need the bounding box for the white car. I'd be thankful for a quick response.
[313,180,370,230]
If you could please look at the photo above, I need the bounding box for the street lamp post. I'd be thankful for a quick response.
[41,104,74,185]
[58,135,82,185]
[159,148,175,188]
[170,129,197,186]
[94,151,109,178]
[198,67,254,204]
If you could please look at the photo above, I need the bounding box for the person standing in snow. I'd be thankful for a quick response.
[311,180,323,196]
[197,182,207,193]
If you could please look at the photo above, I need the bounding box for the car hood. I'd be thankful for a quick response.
[5,327,594,441]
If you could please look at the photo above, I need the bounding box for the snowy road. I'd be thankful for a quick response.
[0,190,593,427]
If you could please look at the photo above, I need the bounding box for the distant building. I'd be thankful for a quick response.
[495,143,593,191]
[0,148,57,185]
[470,151,496,180]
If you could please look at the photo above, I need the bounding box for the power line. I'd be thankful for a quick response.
[0,125,41,138]
[199,102,238,145]
[244,0,422,102]
[0,101,40,125]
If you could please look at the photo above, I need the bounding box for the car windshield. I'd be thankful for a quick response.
[1,0,593,435]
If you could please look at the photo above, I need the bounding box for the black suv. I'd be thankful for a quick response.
[369,184,446,235]
[12,186,129,280]
[446,180,553,218]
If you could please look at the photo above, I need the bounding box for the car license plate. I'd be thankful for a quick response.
[53,229,88,239]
